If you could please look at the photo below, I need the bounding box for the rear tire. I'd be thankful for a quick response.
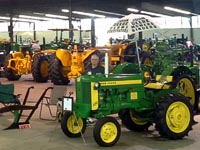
[172,75,196,109]
[119,109,151,132]
[155,93,193,139]
[49,53,70,85]
[32,53,49,82]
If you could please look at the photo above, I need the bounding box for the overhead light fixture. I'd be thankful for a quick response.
[164,6,191,15]
[127,8,139,13]
[61,9,105,18]
[0,16,10,20]
[33,12,45,15]
[73,11,105,18]
[45,14,68,19]
[140,11,170,17]
[94,9,125,17]
[61,9,69,13]
[0,16,37,22]
[19,15,56,21]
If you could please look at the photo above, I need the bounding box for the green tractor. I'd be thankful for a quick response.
[60,60,199,146]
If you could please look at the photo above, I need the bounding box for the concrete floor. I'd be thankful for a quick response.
[1,75,200,150]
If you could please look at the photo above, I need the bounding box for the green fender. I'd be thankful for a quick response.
[112,62,141,74]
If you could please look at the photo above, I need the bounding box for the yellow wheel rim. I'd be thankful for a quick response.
[100,122,118,143]
[177,78,195,105]
[166,101,190,133]
[67,115,83,134]
[130,110,147,125]
[40,60,48,77]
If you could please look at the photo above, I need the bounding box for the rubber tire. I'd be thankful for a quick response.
[119,109,151,132]
[172,75,196,109]
[32,53,49,82]
[49,53,70,85]
[155,93,193,139]
[93,117,121,147]
[61,111,86,137]
[4,54,21,81]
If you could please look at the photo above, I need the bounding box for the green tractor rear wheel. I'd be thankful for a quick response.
[93,117,121,147]
[61,111,86,137]
[119,109,151,132]
[155,93,193,139]
[173,75,196,109]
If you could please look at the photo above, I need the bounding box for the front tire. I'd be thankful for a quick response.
[93,117,121,147]
[155,93,193,139]
[4,54,21,81]
[61,111,86,137]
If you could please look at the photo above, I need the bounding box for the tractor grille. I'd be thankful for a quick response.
[76,81,91,104]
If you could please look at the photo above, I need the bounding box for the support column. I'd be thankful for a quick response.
[8,15,14,43]
[68,0,73,42]
[33,22,36,40]
[189,16,194,43]
[91,18,95,47]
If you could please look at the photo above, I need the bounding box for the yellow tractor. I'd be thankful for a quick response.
[49,44,101,85]
[49,41,139,85]
[4,47,56,82]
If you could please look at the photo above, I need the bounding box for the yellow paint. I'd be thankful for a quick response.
[76,77,80,82]
[100,80,142,86]
[144,82,170,89]
[130,92,138,100]
[156,75,173,82]
[91,82,99,110]
[166,101,190,133]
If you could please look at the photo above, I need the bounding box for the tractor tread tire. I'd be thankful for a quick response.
[93,117,121,147]
[32,53,49,82]
[119,109,151,132]
[155,93,193,139]
[4,54,21,81]
[61,111,86,137]
[49,53,70,85]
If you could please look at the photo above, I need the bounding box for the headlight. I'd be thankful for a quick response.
[94,82,100,88]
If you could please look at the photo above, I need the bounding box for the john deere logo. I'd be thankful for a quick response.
[100,80,142,86]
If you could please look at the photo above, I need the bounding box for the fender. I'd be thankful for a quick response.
[82,48,99,62]
[161,66,193,77]
[56,49,72,67]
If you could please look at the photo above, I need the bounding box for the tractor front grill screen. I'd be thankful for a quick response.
[76,82,91,104]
